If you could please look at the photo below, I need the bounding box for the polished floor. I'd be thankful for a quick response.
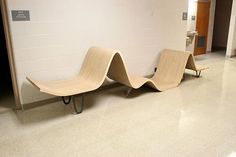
[1,52,236,157]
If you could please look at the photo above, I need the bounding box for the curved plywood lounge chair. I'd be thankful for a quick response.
[186,53,209,77]
[27,47,118,113]
[27,47,208,114]
[107,49,190,91]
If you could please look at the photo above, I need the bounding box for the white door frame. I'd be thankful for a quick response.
[226,0,236,57]
[0,0,21,109]
[207,0,236,57]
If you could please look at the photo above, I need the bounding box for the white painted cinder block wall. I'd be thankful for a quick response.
[227,0,236,57]
[6,0,188,104]
[186,0,197,52]
[207,0,216,52]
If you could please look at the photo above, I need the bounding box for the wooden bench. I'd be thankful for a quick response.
[27,47,208,114]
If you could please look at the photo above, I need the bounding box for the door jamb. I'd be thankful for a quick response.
[0,0,21,109]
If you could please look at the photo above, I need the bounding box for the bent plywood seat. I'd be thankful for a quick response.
[27,47,208,114]
[28,47,117,97]
[107,49,190,91]
[186,53,209,77]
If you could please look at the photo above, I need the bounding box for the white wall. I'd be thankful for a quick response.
[207,0,216,52]
[6,0,188,104]
[186,0,198,52]
[187,0,197,32]
[227,0,236,57]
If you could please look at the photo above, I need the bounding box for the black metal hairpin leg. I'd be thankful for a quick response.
[72,95,84,114]
[62,96,71,105]
[126,88,133,97]
[62,95,84,114]
[196,71,202,77]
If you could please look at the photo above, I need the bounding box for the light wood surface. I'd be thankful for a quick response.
[27,47,208,97]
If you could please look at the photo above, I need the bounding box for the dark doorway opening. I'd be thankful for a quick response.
[0,9,14,107]
[212,0,233,53]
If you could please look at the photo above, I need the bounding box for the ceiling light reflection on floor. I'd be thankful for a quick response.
[228,152,236,157]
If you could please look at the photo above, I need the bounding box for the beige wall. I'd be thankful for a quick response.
[6,0,188,104]
[227,0,236,57]
[187,0,198,32]
[186,0,198,52]
[207,0,216,52]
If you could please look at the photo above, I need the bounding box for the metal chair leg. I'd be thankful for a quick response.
[62,96,72,105]
[72,95,84,114]
[126,88,133,97]
[62,95,84,114]
[196,71,202,77]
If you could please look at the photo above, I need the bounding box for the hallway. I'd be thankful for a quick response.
[0,53,236,157]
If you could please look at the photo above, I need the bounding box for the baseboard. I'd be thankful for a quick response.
[226,54,236,58]
[17,97,61,110]
[18,82,124,110]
